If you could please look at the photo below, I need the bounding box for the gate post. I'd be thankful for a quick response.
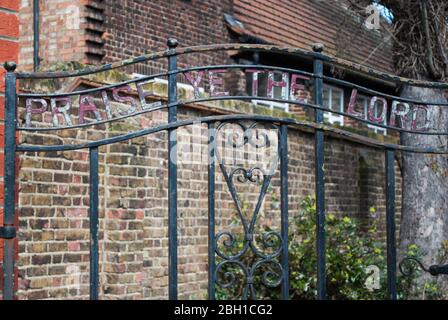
[312,44,327,300]
[2,62,17,300]
[167,38,178,300]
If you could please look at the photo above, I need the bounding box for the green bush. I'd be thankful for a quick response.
[215,196,443,300]
[288,196,386,300]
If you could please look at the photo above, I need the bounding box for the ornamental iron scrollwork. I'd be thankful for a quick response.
[399,257,448,277]
[213,121,284,299]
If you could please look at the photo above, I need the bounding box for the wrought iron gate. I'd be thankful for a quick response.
[2,39,448,300]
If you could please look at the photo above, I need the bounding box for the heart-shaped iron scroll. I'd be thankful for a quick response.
[213,121,284,299]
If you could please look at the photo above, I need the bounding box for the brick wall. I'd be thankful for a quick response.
[19,0,234,72]
[103,0,233,74]
[0,0,20,299]
[19,0,105,71]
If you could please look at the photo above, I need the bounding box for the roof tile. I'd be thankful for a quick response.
[234,0,394,73]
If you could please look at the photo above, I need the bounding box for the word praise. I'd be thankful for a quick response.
[24,69,431,131]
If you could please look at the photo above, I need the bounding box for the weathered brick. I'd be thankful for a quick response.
[54,173,71,183]
[31,255,51,265]
[29,277,52,289]
[0,11,19,38]
[63,253,84,263]
[26,290,49,300]
[52,196,71,206]
[0,0,19,11]
[33,171,52,182]
[66,230,88,241]
[26,266,47,277]
[41,160,63,170]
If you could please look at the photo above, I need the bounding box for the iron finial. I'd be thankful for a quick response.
[312,43,324,53]
[167,38,179,49]
[3,61,17,72]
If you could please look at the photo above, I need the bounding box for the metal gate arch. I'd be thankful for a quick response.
[2,39,448,300]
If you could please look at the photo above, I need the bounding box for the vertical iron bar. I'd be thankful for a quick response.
[207,122,216,300]
[313,44,327,300]
[2,62,17,300]
[385,149,397,300]
[167,38,178,300]
[89,147,99,300]
[33,0,40,71]
[280,125,289,300]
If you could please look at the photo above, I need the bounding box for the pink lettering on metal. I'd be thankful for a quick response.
[184,71,205,99]
[267,72,288,99]
[346,89,363,118]
[368,96,387,124]
[246,69,264,96]
[411,105,430,131]
[79,95,102,124]
[290,74,310,102]
[208,70,229,97]
[113,85,138,116]
[26,98,48,127]
[390,100,410,128]
[136,80,156,110]
[51,97,72,127]
[101,90,113,119]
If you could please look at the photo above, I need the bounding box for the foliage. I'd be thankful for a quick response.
[216,196,444,300]
[288,196,386,300]
[397,244,444,300]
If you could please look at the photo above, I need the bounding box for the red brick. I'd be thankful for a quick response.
[0,208,3,246]
[0,96,4,119]
[0,12,19,38]
[0,124,4,147]
[0,153,4,176]
[0,181,3,205]
[0,39,18,62]
[0,68,5,92]
[18,0,235,71]
[0,0,19,11]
